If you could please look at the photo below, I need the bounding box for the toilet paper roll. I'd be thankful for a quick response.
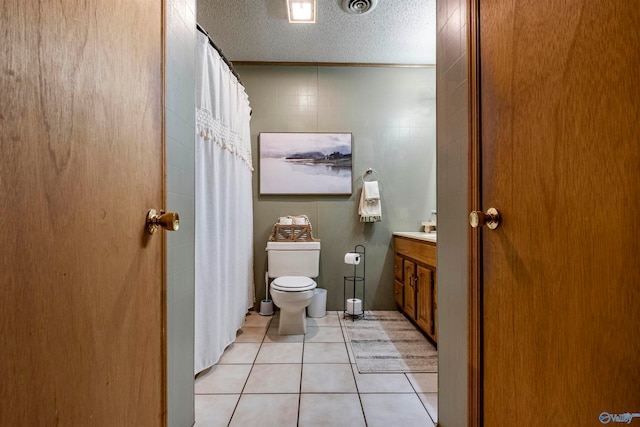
[292,216,307,225]
[347,298,362,315]
[344,252,361,265]
[278,217,293,225]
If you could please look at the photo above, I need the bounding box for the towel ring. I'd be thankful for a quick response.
[362,168,379,182]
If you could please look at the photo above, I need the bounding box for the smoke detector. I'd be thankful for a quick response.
[341,0,379,15]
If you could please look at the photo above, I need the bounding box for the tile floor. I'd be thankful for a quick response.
[194,311,437,427]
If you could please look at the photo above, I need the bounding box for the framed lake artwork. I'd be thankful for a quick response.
[259,132,353,195]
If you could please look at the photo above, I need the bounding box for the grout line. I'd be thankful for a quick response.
[225,315,271,425]
[341,311,368,426]
[297,335,305,426]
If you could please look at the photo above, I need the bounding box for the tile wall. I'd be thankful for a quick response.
[237,65,437,312]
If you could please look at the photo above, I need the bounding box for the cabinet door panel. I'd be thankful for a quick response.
[394,254,403,282]
[403,260,416,318]
[433,270,437,342]
[416,265,434,337]
[394,280,404,307]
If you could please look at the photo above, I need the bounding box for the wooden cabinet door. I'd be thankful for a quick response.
[394,254,403,282]
[393,255,404,307]
[0,1,165,425]
[476,1,640,424]
[432,271,437,342]
[394,280,404,307]
[415,265,433,337]
[403,260,416,318]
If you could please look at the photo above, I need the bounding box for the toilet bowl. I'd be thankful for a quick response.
[270,276,317,335]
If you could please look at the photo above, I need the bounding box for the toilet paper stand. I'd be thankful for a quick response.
[343,244,365,321]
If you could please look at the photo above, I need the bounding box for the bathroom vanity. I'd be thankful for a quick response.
[393,232,437,344]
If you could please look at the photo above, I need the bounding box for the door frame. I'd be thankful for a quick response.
[467,0,482,426]
[161,1,169,424]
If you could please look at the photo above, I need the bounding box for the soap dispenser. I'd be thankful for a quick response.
[422,210,437,233]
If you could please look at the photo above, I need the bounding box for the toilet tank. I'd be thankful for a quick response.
[266,241,321,278]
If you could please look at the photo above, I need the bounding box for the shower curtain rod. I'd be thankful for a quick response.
[196,23,243,86]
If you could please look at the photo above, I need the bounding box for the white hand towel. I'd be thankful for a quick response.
[358,180,382,222]
[363,181,380,203]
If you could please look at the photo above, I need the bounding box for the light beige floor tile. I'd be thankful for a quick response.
[298,394,365,427]
[406,372,438,393]
[418,392,438,423]
[243,312,273,328]
[195,364,252,394]
[304,326,345,343]
[217,343,261,364]
[360,394,434,427]
[235,326,268,343]
[303,342,349,364]
[229,394,298,427]
[306,311,341,327]
[194,394,239,427]
[264,325,305,343]
[301,363,357,393]
[243,364,301,394]
[353,369,415,393]
[255,342,303,364]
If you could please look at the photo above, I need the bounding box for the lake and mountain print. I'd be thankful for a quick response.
[259,133,352,195]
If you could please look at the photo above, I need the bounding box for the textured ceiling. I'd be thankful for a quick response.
[197,0,436,65]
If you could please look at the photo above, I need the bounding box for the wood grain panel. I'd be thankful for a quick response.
[394,254,404,282]
[0,1,165,425]
[416,265,433,337]
[432,270,437,343]
[403,260,417,319]
[394,237,437,266]
[479,1,640,425]
[394,280,404,307]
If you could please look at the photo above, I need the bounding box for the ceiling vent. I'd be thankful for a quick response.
[341,0,379,15]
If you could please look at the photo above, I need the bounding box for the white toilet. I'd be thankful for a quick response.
[266,241,320,335]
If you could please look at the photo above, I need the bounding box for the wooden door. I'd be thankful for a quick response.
[475,2,640,425]
[415,265,433,337]
[0,1,166,425]
[403,260,416,318]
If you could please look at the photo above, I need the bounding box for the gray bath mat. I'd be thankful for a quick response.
[344,311,438,373]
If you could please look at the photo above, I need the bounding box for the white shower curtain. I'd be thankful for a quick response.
[194,31,255,374]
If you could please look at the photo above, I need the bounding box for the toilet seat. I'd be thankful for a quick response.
[271,276,317,292]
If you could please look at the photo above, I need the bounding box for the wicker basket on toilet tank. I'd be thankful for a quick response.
[269,215,319,242]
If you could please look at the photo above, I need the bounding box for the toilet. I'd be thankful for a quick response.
[266,241,320,335]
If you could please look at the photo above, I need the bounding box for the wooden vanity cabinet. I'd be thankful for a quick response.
[393,235,437,343]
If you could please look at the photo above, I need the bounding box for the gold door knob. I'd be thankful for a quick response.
[146,209,180,234]
[469,207,501,230]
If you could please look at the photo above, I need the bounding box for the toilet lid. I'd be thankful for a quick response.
[271,276,317,292]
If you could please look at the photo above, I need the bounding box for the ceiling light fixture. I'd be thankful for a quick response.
[287,0,316,23]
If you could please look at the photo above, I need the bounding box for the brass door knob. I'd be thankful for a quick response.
[146,209,180,234]
[469,207,501,230]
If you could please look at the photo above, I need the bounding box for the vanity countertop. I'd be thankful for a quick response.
[393,231,437,243]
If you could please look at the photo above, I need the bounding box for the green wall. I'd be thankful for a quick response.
[436,0,470,423]
[237,65,436,311]
[166,0,196,425]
